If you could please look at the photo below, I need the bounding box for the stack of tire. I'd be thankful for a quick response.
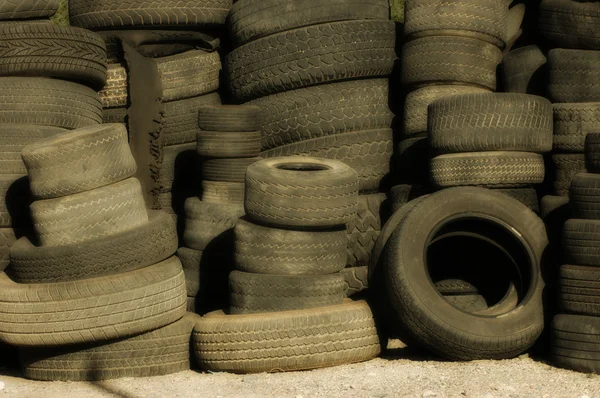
[6,124,193,381]
[192,156,381,373]
[551,132,600,374]
[225,0,397,279]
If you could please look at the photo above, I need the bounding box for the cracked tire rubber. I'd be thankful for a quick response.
[69,0,231,30]
[30,178,148,248]
[0,256,187,347]
[552,154,586,196]
[9,210,177,283]
[539,0,600,50]
[228,270,345,314]
[401,36,502,90]
[563,219,600,267]
[161,93,222,147]
[197,131,261,159]
[202,157,261,183]
[346,193,386,268]
[495,188,539,213]
[551,314,600,374]
[192,299,381,373]
[0,228,15,271]
[0,0,59,19]
[99,64,127,108]
[548,49,600,103]
[586,133,600,173]
[0,124,65,175]
[554,103,600,153]
[229,0,390,46]
[20,313,198,381]
[501,45,547,95]
[262,129,393,193]
[198,105,261,132]
[428,94,553,154]
[0,24,106,90]
[569,173,600,219]
[183,198,244,251]
[0,77,102,129]
[430,152,545,188]
[248,79,393,151]
[22,124,136,199]
[341,266,369,297]
[559,265,600,317]
[384,187,547,360]
[227,21,396,101]
[245,157,359,229]
[234,218,346,275]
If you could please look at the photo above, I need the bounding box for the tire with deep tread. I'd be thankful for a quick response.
[0,0,59,19]
[552,154,586,196]
[0,125,65,175]
[198,105,261,133]
[161,93,222,146]
[548,49,600,103]
[552,314,600,374]
[183,198,244,251]
[539,0,600,50]
[559,265,600,317]
[342,266,369,296]
[346,193,386,268]
[202,158,261,183]
[553,103,600,153]
[563,219,600,267]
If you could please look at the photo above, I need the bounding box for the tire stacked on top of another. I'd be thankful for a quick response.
[192,156,382,373]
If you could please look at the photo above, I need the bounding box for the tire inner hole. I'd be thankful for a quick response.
[275,162,332,172]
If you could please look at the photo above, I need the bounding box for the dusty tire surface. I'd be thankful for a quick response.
[197,131,261,159]
[198,105,261,132]
[202,181,245,205]
[569,173,600,219]
[0,0,59,19]
[0,124,65,175]
[552,154,586,196]
[558,264,600,317]
[554,103,600,153]
[183,198,244,251]
[552,314,600,374]
[341,266,369,296]
[548,49,600,103]
[161,93,222,147]
[539,0,600,50]
[563,219,600,267]
[346,193,386,268]
[202,158,261,183]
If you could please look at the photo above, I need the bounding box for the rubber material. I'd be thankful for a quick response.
[548,49,600,103]
[0,125,65,175]
[554,103,600,153]
[197,130,261,159]
[202,181,245,205]
[0,0,59,19]
[161,93,222,146]
[0,228,15,271]
[586,133,600,173]
[539,0,600,50]
[552,314,600,374]
[202,158,261,183]
[495,188,539,213]
[198,105,261,132]
[563,219,600,267]
[341,266,369,296]
[552,154,586,196]
[183,198,244,251]
[570,173,600,219]
[346,193,386,268]
[501,45,547,94]
[559,264,600,317]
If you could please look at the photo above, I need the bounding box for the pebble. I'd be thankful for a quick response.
[0,381,5,391]
[422,390,436,397]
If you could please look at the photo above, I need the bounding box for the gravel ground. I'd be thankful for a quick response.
[1,340,599,398]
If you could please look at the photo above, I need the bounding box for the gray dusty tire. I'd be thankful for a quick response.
[192,300,381,373]
[99,64,127,108]
[0,124,65,175]
[202,181,245,205]
[552,154,586,196]
[198,105,261,132]
[229,271,346,314]
[548,49,600,103]
[161,93,222,146]
[0,228,15,272]
[197,131,261,159]
[0,256,187,347]
[0,0,59,19]
[341,266,369,297]
[177,248,201,297]
[563,219,600,267]
[22,124,136,199]
[495,188,539,213]
[552,314,600,374]
[539,0,600,50]
[234,218,346,275]
[558,265,600,317]
[183,198,244,251]
[501,45,547,95]
[586,133,600,173]
[202,158,261,183]
[245,157,359,229]
[554,103,600,153]
[346,193,386,268]
[569,173,600,219]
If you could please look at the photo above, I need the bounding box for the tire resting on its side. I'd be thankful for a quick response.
[0,0,59,19]
[552,314,600,374]
[586,133,600,173]
[183,198,245,251]
[563,219,600,267]
[559,264,600,317]
[539,0,600,50]
[197,130,261,159]
[198,105,261,132]
[162,93,222,147]
[552,154,586,196]
[569,173,600,219]
[548,49,600,103]
[553,103,600,153]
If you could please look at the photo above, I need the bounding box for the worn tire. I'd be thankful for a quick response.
[539,0,600,50]
[197,131,261,159]
[563,219,600,267]
[161,93,222,146]
[202,158,261,183]
[341,266,369,297]
[586,133,600,173]
[0,0,59,19]
[554,103,600,153]
[155,143,198,193]
[183,198,244,251]
[552,154,586,196]
[559,265,600,317]
[0,228,15,272]
[569,173,600,219]
[177,248,201,297]
[0,124,65,175]
[501,45,547,95]
[346,193,386,268]
[548,49,600,103]
[99,64,127,108]
[552,314,600,374]
[198,105,261,132]
[245,157,359,229]
[389,185,426,213]
[495,188,539,213]
[201,181,245,205]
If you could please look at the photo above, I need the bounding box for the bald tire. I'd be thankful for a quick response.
[552,314,600,374]
[539,0,600,50]
[198,105,261,132]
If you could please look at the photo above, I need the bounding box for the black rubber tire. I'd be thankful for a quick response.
[9,211,177,284]
[341,266,369,297]
[234,218,346,275]
[69,0,231,30]
[384,187,547,360]
[0,175,31,229]
[226,21,396,101]
[161,93,222,146]
[22,124,137,199]
[501,45,547,95]
[249,79,393,151]
[198,105,261,132]
[389,185,426,213]
[435,279,479,295]
[20,313,198,381]
[553,103,600,153]
[548,49,600,103]
[428,93,553,154]
[559,265,600,317]
[552,154,586,197]
[430,152,546,188]
[262,129,393,193]
[0,0,58,19]
[404,85,490,137]
[563,219,600,267]
[404,0,508,48]
[495,188,540,213]
[569,173,600,219]
[0,256,186,347]
[0,124,65,175]
[202,157,261,183]
[201,181,245,205]
[552,314,600,374]
[585,133,600,173]
[229,0,390,46]
[0,77,102,129]
[229,271,346,314]
[401,36,502,90]
[183,198,245,251]
[541,195,570,219]
[102,107,126,124]
[245,157,359,229]
[0,228,15,272]
[539,0,600,50]
[197,131,261,159]
[346,193,386,268]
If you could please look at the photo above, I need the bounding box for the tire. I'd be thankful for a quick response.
[0,256,186,347]
[229,271,345,314]
[162,93,222,146]
[443,295,488,313]
[197,131,261,158]
[341,266,369,297]
[0,124,65,175]
[552,154,586,196]
[404,85,490,137]
[183,198,244,251]
[229,0,390,46]
[0,175,31,228]
[541,195,570,220]
[501,45,547,94]
[539,0,600,50]
[0,228,15,272]
[0,0,59,19]
[102,107,126,124]
[249,79,393,151]
[201,181,245,205]
[389,184,426,213]
[234,218,346,275]
[563,219,600,267]
[0,24,106,90]
[404,0,508,48]
[548,49,600,103]
[30,178,148,248]
[506,3,525,45]
[245,157,359,229]
[552,314,600,374]
[435,279,479,295]
[198,105,261,132]
[156,50,221,102]
[346,193,386,268]
[401,36,502,90]
[0,77,102,129]
[396,136,430,184]
[22,124,136,199]
[202,158,261,183]
[155,143,198,193]
[262,129,393,193]
[192,300,381,373]
[384,187,547,359]
[569,173,600,219]
[99,64,127,108]
[495,188,539,213]
[559,265,600,317]
[430,152,546,188]
[428,94,553,154]
[586,133,600,173]
[69,0,231,30]
[177,248,201,297]
[227,21,396,101]
[9,210,177,283]
[554,103,600,153]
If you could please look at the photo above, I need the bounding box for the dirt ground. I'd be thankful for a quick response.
[1,340,599,398]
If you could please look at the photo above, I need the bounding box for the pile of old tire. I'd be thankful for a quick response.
[192,156,382,373]
[428,93,553,212]
[5,124,192,381]
[373,187,548,360]
[551,132,600,374]
[226,0,396,281]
